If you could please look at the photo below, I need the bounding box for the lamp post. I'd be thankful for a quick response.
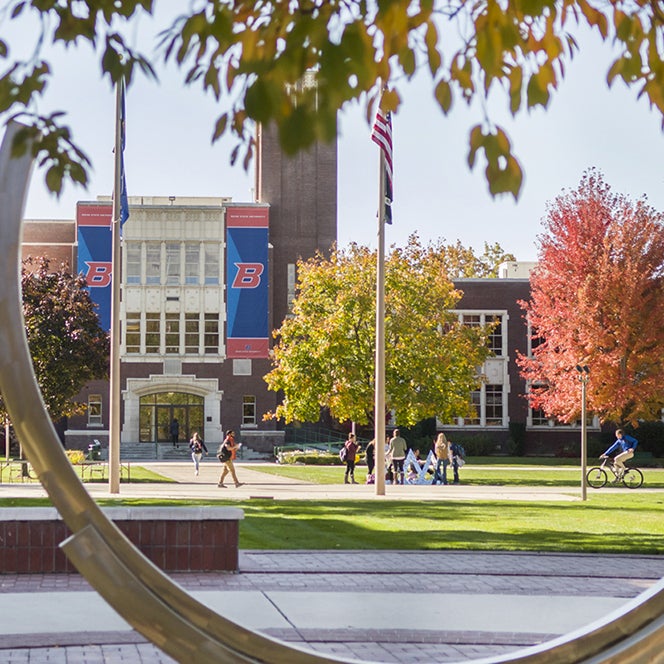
[576,365,590,501]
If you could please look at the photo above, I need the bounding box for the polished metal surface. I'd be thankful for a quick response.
[1,120,663,663]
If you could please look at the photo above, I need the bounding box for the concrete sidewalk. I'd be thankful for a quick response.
[0,550,663,663]
[0,460,589,502]
[0,462,663,663]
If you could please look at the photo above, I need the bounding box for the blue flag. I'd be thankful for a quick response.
[119,79,129,232]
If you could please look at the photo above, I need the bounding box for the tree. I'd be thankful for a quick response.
[12,257,110,421]
[518,170,664,425]
[437,240,515,278]
[2,1,663,199]
[264,237,492,426]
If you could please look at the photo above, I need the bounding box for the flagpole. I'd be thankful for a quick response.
[108,80,122,494]
[374,152,386,497]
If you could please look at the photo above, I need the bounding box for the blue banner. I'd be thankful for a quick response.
[77,203,112,332]
[226,206,269,358]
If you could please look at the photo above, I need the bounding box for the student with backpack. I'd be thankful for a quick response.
[216,430,243,488]
[450,441,466,485]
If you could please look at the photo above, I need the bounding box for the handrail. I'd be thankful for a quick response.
[2,120,664,662]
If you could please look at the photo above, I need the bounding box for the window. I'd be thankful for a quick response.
[204,313,219,354]
[88,394,102,426]
[166,243,180,285]
[487,315,503,356]
[185,313,199,354]
[145,312,160,354]
[464,390,481,425]
[287,263,296,315]
[146,242,161,285]
[531,407,550,426]
[485,384,503,425]
[165,313,180,354]
[242,395,256,426]
[185,242,200,285]
[204,243,219,285]
[125,243,141,284]
[462,314,481,328]
[126,313,141,353]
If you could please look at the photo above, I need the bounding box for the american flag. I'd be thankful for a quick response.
[371,105,393,224]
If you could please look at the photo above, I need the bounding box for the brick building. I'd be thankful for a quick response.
[22,115,337,457]
[21,129,597,458]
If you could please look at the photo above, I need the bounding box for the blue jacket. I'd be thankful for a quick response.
[603,434,638,457]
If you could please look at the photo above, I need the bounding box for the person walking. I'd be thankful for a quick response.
[388,429,408,485]
[450,440,465,484]
[189,431,208,476]
[365,438,376,483]
[216,430,243,488]
[342,433,360,484]
[169,417,180,447]
[432,432,451,485]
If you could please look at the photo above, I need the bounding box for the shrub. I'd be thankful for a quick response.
[65,449,85,464]
[441,434,495,457]
[277,449,354,465]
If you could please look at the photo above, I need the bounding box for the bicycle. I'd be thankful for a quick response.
[585,456,644,489]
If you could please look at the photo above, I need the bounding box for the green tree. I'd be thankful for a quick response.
[2,1,663,199]
[518,170,664,425]
[438,240,515,278]
[14,257,109,420]
[264,237,492,426]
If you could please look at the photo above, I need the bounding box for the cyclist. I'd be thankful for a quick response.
[600,429,638,477]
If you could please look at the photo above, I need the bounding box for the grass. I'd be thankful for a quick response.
[1,460,663,555]
[259,460,664,488]
[1,492,662,555]
[233,494,664,554]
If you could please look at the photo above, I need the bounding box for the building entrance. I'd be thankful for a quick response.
[139,392,204,444]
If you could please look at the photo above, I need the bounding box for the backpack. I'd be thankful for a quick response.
[339,445,348,462]
[452,443,466,459]
[217,442,231,462]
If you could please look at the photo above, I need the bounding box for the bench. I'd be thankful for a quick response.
[0,459,37,482]
[0,460,132,483]
[0,506,243,574]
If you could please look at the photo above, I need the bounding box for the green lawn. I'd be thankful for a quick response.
[234,494,664,554]
[2,492,661,555]
[1,460,662,555]
[258,460,664,488]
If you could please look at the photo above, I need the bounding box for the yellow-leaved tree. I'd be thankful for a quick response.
[264,237,494,426]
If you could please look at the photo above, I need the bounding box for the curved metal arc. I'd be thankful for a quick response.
[0,121,343,664]
[2,120,664,663]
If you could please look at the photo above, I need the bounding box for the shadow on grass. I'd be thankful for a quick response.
[237,499,664,554]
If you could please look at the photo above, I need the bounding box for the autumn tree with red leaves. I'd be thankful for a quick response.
[519,170,664,425]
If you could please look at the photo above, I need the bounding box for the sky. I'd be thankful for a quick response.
[5,3,664,263]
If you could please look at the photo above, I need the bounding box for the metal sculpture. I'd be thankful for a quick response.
[1,120,663,663]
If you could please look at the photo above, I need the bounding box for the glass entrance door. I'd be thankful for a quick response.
[139,392,205,443]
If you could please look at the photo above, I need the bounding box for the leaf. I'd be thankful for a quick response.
[45,165,63,195]
[434,79,452,114]
[467,125,484,169]
[212,114,228,141]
